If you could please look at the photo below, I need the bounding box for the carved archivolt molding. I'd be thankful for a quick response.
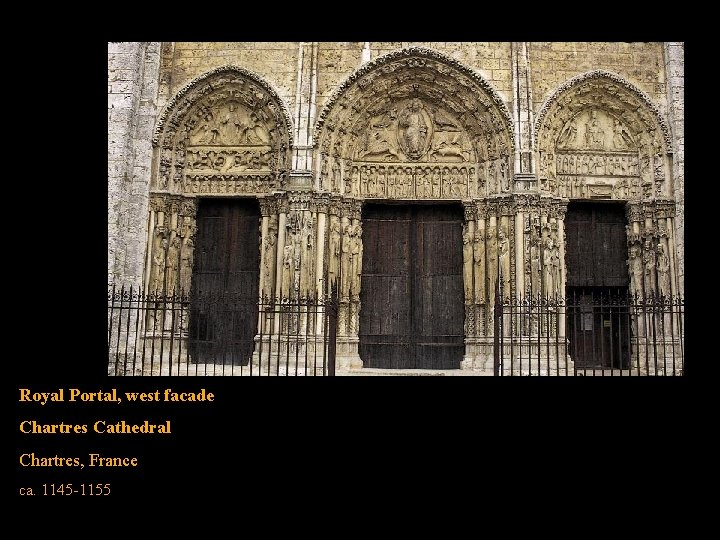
[314,47,515,199]
[153,65,294,148]
[151,66,294,196]
[534,70,673,202]
[534,70,672,152]
[314,47,514,146]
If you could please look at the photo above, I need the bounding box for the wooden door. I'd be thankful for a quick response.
[359,204,464,369]
[565,202,630,369]
[188,199,260,365]
[565,203,628,288]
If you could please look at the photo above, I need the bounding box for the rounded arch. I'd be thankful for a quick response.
[534,70,671,153]
[534,70,673,201]
[151,66,294,195]
[313,47,516,198]
[153,65,294,148]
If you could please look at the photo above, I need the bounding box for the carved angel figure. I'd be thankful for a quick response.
[612,118,634,150]
[557,119,578,149]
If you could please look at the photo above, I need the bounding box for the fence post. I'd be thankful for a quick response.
[327,282,338,376]
[493,283,502,376]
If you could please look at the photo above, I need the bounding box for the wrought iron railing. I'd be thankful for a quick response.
[108,284,338,376]
[493,289,684,376]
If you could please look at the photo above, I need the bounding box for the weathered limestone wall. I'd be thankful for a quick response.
[109,42,683,297]
[528,42,667,116]
[316,42,514,114]
[664,42,684,294]
[108,42,161,286]
[167,42,298,114]
[161,42,515,127]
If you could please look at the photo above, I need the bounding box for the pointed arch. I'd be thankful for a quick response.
[153,65,294,149]
[534,70,671,153]
[313,47,516,198]
[149,65,294,195]
[314,47,514,150]
[534,70,673,201]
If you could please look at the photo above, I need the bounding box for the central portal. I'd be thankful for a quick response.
[359,203,464,369]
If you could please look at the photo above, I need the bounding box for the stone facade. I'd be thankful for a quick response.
[108,42,684,370]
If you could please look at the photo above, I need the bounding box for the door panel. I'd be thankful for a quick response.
[359,204,464,369]
[565,202,630,369]
[189,199,260,365]
[565,203,628,288]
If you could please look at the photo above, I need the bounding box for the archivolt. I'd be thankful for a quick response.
[152,65,294,150]
[533,70,672,153]
[313,47,515,156]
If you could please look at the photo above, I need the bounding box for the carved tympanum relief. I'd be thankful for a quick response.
[152,67,292,196]
[315,48,515,200]
[535,72,671,202]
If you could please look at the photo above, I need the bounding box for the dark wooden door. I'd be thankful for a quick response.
[359,204,464,369]
[188,199,260,365]
[565,202,630,369]
[565,203,628,288]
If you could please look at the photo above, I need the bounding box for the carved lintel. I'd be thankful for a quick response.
[313,48,516,196]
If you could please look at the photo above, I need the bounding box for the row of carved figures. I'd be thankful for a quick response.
[522,223,562,297]
[149,232,195,294]
[182,175,275,195]
[627,236,672,298]
[185,147,275,173]
[542,175,659,200]
[555,153,640,176]
[320,158,511,196]
[261,213,317,300]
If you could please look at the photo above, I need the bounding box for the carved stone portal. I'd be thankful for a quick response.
[315,48,515,200]
[152,66,292,197]
[535,71,672,202]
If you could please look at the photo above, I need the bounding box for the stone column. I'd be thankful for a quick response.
[462,203,477,307]
[462,202,477,366]
[275,199,288,301]
[499,213,511,300]
[555,201,568,340]
[292,42,318,173]
[474,202,487,337]
[486,209,499,335]
[335,198,362,369]
[626,203,644,298]
[144,196,161,294]
[514,207,525,300]
[666,215,679,299]
[313,194,329,300]
[643,205,657,294]
[259,197,280,299]
[664,42,684,295]
[349,205,363,336]
[539,210,549,297]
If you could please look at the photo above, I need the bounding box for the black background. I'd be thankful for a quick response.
[11,21,694,515]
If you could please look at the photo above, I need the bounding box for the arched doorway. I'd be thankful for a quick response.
[148,66,293,365]
[535,70,678,373]
[314,48,515,369]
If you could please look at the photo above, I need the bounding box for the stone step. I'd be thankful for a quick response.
[337,368,494,376]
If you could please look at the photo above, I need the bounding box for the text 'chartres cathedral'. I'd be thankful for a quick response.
[108,43,684,376]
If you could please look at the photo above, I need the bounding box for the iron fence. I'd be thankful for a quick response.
[108,284,338,376]
[493,289,684,376]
